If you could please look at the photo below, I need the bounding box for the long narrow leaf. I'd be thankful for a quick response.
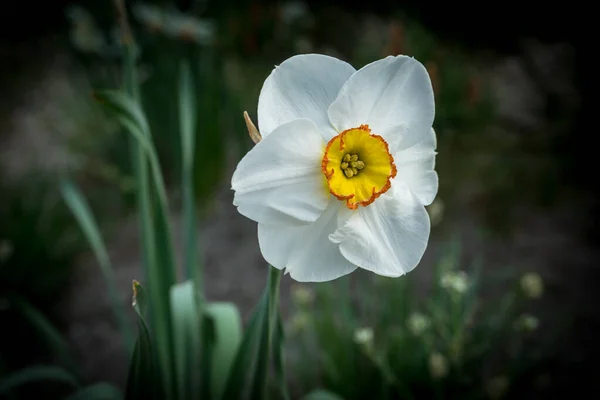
[220,266,283,400]
[272,312,290,400]
[60,179,133,350]
[64,383,123,400]
[94,91,169,209]
[95,90,177,395]
[0,366,78,395]
[220,291,268,400]
[170,281,201,400]
[205,302,243,400]
[200,313,216,400]
[178,61,201,291]
[126,281,159,400]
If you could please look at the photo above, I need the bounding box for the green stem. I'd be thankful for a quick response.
[113,0,174,397]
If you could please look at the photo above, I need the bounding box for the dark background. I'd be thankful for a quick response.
[1,0,596,398]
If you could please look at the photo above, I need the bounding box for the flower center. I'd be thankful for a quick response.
[340,153,365,178]
[322,124,397,209]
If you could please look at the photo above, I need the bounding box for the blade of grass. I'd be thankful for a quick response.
[205,302,243,400]
[95,90,177,396]
[126,281,160,400]
[178,60,201,293]
[273,312,290,400]
[220,266,283,400]
[60,179,133,350]
[170,281,201,400]
[113,1,177,396]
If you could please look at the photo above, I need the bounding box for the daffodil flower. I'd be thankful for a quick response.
[232,54,437,282]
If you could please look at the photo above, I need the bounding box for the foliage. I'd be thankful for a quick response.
[287,240,562,400]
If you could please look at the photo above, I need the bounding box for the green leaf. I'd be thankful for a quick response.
[94,92,172,229]
[220,266,283,400]
[126,281,160,400]
[303,389,345,400]
[64,383,123,400]
[205,302,243,400]
[178,61,202,291]
[170,280,201,400]
[60,179,133,350]
[95,90,177,395]
[0,365,78,395]
[272,312,290,400]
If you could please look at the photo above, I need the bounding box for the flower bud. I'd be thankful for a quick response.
[514,314,539,332]
[429,352,448,379]
[520,272,543,299]
[289,312,311,334]
[407,312,431,336]
[440,271,469,294]
[291,285,314,307]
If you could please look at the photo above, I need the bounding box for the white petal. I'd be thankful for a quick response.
[258,54,355,139]
[328,55,435,152]
[330,182,430,277]
[258,202,357,282]
[394,127,438,205]
[232,118,328,226]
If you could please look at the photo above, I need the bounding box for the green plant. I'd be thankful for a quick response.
[287,239,562,400]
[56,3,288,399]
[0,176,84,375]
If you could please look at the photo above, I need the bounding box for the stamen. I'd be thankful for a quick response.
[340,153,365,179]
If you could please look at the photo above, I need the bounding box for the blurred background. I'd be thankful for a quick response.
[0,0,595,399]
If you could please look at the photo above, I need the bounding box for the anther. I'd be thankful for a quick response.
[340,153,365,178]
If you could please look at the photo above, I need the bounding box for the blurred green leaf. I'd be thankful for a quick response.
[205,302,243,400]
[272,312,290,400]
[93,91,169,209]
[303,389,345,400]
[170,280,201,400]
[95,89,177,395]
[126,281,159,400]
[60,178,133,350]
[64,383,123,400]
[220,267,283,400]
[178,60,201,291]
[0,365,78,395]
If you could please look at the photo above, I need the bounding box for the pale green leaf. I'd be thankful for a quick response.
[60,179,133,350]
[205,302,242,400]
[170,280,202,400]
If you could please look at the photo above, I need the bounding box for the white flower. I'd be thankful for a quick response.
[520,272,544,299]
[291,285,315,307]
[428,352,448,379]
[514,314,539,332]
[354,327,374,345]
[440,270,469,294]
[407,312,431,336]
[231,54,437,282]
